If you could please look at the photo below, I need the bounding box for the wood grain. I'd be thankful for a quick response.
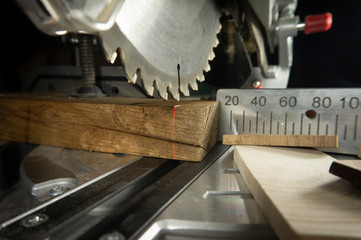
[223,134,338,148]
[329,160,361,187]
[234,145,361,240]
[0,94,219,161]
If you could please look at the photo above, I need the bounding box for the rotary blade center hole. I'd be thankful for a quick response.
[306,110,317,119]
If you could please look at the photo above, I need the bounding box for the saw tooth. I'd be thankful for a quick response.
[199,74,206,82]
[208,50,215,61]
[216,20,222,31]
[180,84,190,97]
[173,92,180,100]
[213,23,222,47]
[125,64,138,84]
[116,48,138,84]
[155,81,168,100]
[168,85,180,100]
[144,84,154,96]
[128,72,137,84]
[213,36,219,47]
[212,26,220,48]
[141,78,154,96]
[204,63,211,72]
[160,91,168,100]
[196,74,205,82]
[189,81,198,91]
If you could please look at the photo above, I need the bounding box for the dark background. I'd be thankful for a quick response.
[290,0,361,87]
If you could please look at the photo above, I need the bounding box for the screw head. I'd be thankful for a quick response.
[251,80,262,89]
[21,214,49,228]
[49,186,68,197]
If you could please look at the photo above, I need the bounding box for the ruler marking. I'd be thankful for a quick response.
[317,114,320,135]
[230,110,233,131]
[218,89,361,156]
[300,113,304,135]
[284,113,288,135]
[256,111,259,133]
[354,115,358,141]
[270,112,273,134]
[326,124,329,135]
[335,114,339,135]
[242,111,245,133]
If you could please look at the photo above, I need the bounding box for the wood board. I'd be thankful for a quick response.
[223,134,338,148]
[234,145,361,240]
[329,160,361,187]
[0,94,219,161]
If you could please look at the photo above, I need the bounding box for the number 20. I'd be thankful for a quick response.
[225,96,239,105]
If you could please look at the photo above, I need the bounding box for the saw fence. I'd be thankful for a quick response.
[0,94,219,161]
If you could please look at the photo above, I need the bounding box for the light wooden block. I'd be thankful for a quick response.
[223,134,338,148]
[234,145,361,240]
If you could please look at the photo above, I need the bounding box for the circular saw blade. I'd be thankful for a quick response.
[100,0,221,100]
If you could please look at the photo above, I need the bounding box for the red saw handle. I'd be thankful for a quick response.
[304,12,333,34]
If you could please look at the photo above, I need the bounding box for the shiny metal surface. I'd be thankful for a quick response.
[17,145,140,208]
[242,0,299,89]
[16,0,124,35]
[0,152,143,232]
[218,88,361,155]
[100,0,221,100]
[139,220,276,240]
[155,147,267,223]
[0,144,231,239]
[139,147,276,240]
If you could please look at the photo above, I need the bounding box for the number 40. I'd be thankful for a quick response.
[251,96,266,106]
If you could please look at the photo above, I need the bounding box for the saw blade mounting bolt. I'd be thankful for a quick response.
[70,34,106,97]
[79,34,96,87]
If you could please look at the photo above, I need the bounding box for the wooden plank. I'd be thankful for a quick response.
[223,134,338,148]
[0,94,219,161]
[358,144,361,158]
[234,145,361,240]
[329,160,361,187]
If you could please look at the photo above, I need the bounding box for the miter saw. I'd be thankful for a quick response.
[15,0,332,100]
[0,1,335,239]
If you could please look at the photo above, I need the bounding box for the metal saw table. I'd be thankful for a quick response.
[0,143,279,240]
